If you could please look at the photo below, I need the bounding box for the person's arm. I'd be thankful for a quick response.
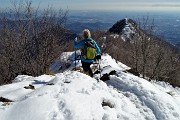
[74,38,85,48]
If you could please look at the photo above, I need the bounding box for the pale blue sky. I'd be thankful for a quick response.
[1,0,180,11]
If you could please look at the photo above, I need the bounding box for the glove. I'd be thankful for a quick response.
[95,55,101,60]
[74,37,77,41]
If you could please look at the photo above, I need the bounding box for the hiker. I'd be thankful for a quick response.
[74,29,101,77]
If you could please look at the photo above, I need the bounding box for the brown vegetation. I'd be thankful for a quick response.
[93,18,180,87]
[0,1,73,85]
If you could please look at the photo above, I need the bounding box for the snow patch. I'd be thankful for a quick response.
[0,53,180,120]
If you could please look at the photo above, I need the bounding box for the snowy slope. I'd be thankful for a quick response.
[121,18,135,41]
[0,52,180,120]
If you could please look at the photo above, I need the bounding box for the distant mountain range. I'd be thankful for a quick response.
[65,14,114,33]
[0,12,180,49]
[66,21,112,34]
[66,12,180,47]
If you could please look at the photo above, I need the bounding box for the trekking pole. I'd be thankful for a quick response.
[98,59,102,78]
[99,36,106,79]
[74,35,78,71]
[75,49,77,70]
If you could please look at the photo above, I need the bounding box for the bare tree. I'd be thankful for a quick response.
[0,0,69,85]
[104,17,180,87]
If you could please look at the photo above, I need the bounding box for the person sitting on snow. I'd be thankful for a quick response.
[74,29,101,77]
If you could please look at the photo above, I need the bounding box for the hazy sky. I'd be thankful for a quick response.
[1,0,180,11]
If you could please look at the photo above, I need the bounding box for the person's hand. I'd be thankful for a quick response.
[95,55,101,60]
[74,37,77,41]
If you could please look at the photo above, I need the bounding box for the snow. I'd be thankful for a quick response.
[110,18,136,42]
[0,52,180,120]
[121,18,135,42]
[110,34,120,39]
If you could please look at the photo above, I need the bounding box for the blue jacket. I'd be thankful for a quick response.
[74,38,101,63]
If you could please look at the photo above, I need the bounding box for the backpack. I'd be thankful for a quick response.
[82,39,97,60]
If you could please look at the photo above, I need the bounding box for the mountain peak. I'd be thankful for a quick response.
[108,18,137,34]
[108,18,137,41]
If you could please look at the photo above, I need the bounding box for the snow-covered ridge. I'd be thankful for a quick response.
[109,18,136,41]
[0,53,180,120]
[121,18,136,41]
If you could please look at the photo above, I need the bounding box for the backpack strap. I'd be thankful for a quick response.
[81,38,97,60]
